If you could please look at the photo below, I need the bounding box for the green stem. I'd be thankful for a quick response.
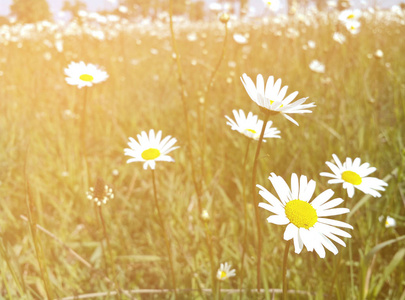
[80,87,89,187]
[200,22,228,181]
[239,140,251,298]
[98,206,120,296]
[169,0,216,291]
[151,170,177,299]
[251,110,271,291]
[283,240,291,300]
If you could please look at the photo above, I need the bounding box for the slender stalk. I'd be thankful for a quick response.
[151,169,177,299]
[98,206,120,296]
[169,1,216,291]
[282,240,291,300]
[200,22,228,181]
[80,87,89,187]
[349,239,355,299]
[239,140,251,298]
[218,281,222,300]
[251,110,271,291]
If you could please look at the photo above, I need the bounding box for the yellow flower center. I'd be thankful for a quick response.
[342,170,362,185]
[79,74,94,82]
[347,14,355,19]
[220,271,227,279]
[285,200,318,229]
[246,129,257,134]
[141,148,160,160]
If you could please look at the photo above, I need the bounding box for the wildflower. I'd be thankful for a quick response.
[201,210,210,221]
[263,0,281,12]
[379,216,396,228]
[64,61,108,89]
[258,173,353,258]
[345,20,361,34]
[124,130,179,170]
[338,9,362,24]
[333,32,346,44]
[233,33,248,44]
[320,154,388,198]
[225,109,280,141]
[86,179,114,206]
[374,49,384,59]
[240,74,315,126]
[309,60,325,73]
[217,262,236,280]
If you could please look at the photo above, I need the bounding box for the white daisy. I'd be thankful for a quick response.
[378,215,396,228]
[240,74,316,126]
[124,129,179,170]
[320,154,388,198]
[263,0,281,12]
[338,9,362,24]
[309,60,325,73]
[333,32,346,44]
[216,262,236,281]
[225,109,281,141]
[258,173,353,258]
[345,20,361,35]
[64,61,108,88]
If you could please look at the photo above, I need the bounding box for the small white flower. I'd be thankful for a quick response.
[307,40,316,49]
[124,130,179,170]
[64,61,108,89]
[345,20,361,35]
[233,33,248,44]
[216,262,236,280]
[333,32,346,44]
[338,9,362,24]
[225,109,281,141]
[309,60,325,73]
[240,74,315,126]
[263,0,281,12]
[320,154,388,198]
[378,216,396,228]
[374,49,384,59]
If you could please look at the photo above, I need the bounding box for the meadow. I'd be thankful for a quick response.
[0,3,404,299]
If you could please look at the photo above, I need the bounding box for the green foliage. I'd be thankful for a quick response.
[0,9,404,300]
[10,0,51,23]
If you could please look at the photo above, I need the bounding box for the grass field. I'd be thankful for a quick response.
[0,3,405,299]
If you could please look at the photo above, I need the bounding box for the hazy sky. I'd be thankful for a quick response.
[0,0,401,16]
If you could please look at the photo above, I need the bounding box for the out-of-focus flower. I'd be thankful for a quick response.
[263,0,281,12]
[124,130,179,170]
[309,60,325,73]
[320,154,388,198]
[201,210,210,221]
[333,32,346,44]
[233,33,248,44]
[307,40,316,49]
[374,49,384,59]
[240,74,315,126]
[64,61,108,89]
[225,109,281,141]
[258,173,353,258]
[217,262,236,280]
[345,20,361,34]
[338,9,362,24]
[379,216,396,228]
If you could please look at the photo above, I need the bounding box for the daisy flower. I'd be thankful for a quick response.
[64,61,108,88]
[378,215,396,228]
[225,109,281,141]
[320,154,388,198]
[258,173,353,258]
[216,262,236,281]
[338,9,362,24]
[309,60,325,73]
[240,74,315,126]
[345,20,361,35]
[124,129,179,170]
[333,32,346,44]
[263,0,281,12]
